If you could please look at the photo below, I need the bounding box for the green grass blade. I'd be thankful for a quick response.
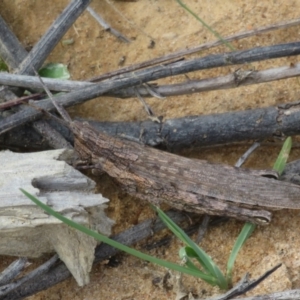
[175,0,235,51]
[154,206,228,289]
[226,222,256,285]
[272,137,292,175]
[180,246,211,273]
[225,138,292,285]
[179,247,202,271]
[179,247,219,286]
[20,189,218,283]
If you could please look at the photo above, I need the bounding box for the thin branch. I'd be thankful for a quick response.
[235,142,261,168]
[208,264,282,300]
[196,215,210,244]
[0,73,94,92]
[86,6,131,43]
[2,41,300,134]
[0,258,27,286]
[112,63,300,98]
[88,17,300,82]
[0,93,42,110]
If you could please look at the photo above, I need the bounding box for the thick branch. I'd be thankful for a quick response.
[2,100,300,151]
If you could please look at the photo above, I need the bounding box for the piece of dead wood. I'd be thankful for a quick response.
[0,148,114,286]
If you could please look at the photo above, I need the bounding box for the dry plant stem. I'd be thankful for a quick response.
[235,142,261,168]
[0,211,194,300]
[86,6,131,43]
[88,17,300,82]
[0,93,41,110]
[2,63,300,98]
[0,258,27,286]
[0,255,58,297]
[16,0,91,75]
[2,41,300,135]
[196,215,210,244]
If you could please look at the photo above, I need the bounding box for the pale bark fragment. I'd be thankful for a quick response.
[0,148,114,286]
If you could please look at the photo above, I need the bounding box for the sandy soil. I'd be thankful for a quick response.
[1,0,300,299]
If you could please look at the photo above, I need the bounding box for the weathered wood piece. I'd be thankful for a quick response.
[0,149,114,286]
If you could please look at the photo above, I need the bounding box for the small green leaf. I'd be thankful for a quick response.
[38,63,70,79]
[273,137,292,175]
[226,222,256,285]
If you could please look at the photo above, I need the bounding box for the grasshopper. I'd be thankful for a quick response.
[37,73,300,225]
